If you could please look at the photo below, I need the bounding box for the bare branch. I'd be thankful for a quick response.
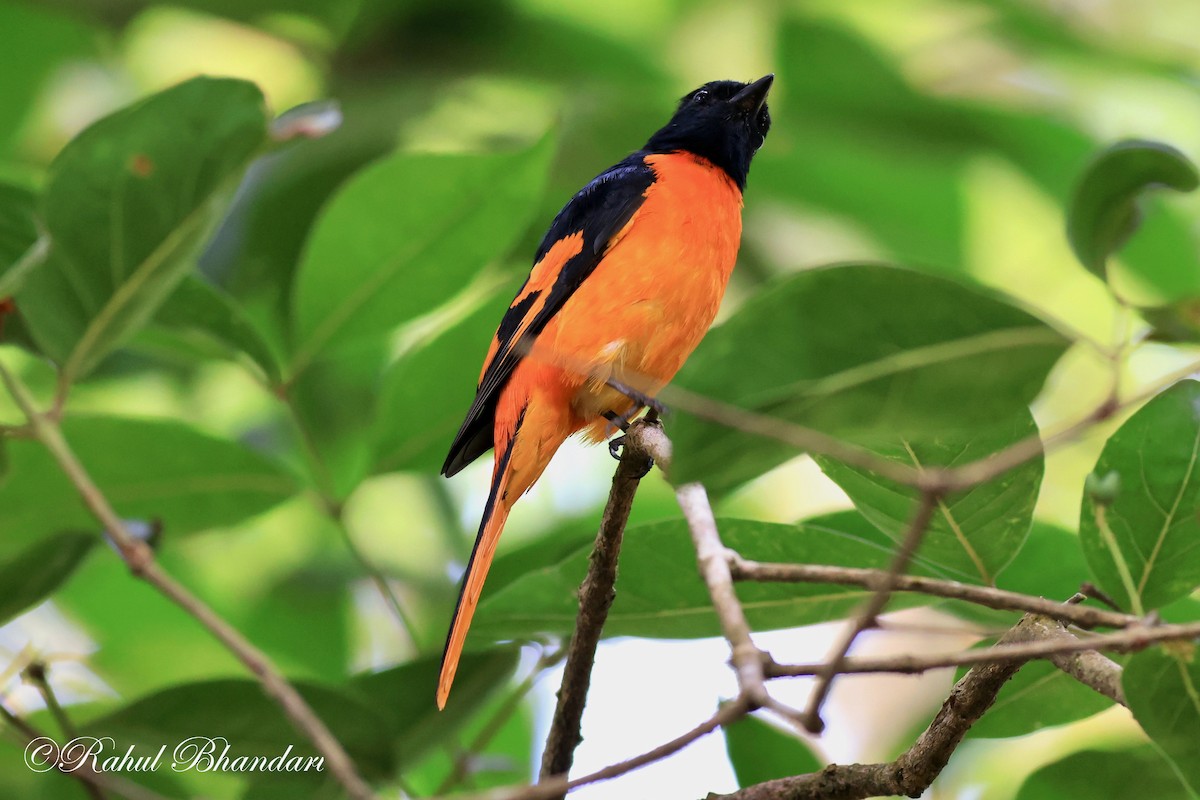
[800,492,939,733]
[730,557,1137,630]
[540,419,660,785]
[0,701,171,800]
[676,482,775,712]
[711,614,1046,799]
[0,362,375,800]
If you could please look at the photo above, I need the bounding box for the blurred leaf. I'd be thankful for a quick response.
[723,713,823,788]
[289,134,555,370]
[0,530,94,625]
[1015,745,1193,800]
[475,511,949,641]
[348,648,520,769]
[86,678,394,780]
[0,183,40,297]
[286,342,390,500]
[139,274,283,381]
[962,656,1113,739]
[1124,647,1200,794]
[816,411,1042,582]
[373,289,509,475]
[17,77,267,382]
[239,567,350,683]
[0,414,297,554]
[0,3,95,153]
[1143,297,1200,343]
[1067,140,1199,281]
[670,265,1067,495]
[1080,380,1200,612]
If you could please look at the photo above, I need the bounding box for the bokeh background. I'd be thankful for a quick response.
[3,0,1200,797]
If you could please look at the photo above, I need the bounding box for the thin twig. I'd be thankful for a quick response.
[729,556,1138,630]
[711,616,1043,800]
[676,483,774,712]
[0,362,375,800]
[765,618,1198,706]
[800,492,940,733]
[540,419,660,786]
[23,662,83,745]
[442,699,750,800]
[438,649,563,794]
[0,701,171,800]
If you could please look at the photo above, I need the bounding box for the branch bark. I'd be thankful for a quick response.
[730,557,1136,630]
[540,419,660,786]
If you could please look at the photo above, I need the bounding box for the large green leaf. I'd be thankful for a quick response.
[1067,140,1199,281]
[1124,647,1200,795]
[139,274,283,382]
[1080,380,1200,613]
[816,410,1042,583]
[0,183,40,297]
[289,135,554,371]
[1015,745,1193,800]
[723,713,824,788]
[372,290,510,475]
[85,678,394,780]
[473,511,948,641]
[0,415,297,555]
[0,531,95,625]
[670,264,1067,495]
[17,77,267,382]
[348,649,520,769]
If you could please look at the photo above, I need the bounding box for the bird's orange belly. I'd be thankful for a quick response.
[532,152,743,435]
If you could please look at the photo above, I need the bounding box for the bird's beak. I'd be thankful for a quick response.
[731,74,774,114]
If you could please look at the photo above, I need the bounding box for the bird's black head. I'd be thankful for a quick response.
[644,74,773,190]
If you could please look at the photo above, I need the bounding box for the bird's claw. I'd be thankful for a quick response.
[608,435,626,461]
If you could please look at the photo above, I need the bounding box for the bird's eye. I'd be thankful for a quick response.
[693,89,710,104]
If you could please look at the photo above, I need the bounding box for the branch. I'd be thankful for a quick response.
[676,482,788,717]
[800,492,940,733]
[730,557,1137,630]
[540,419,660,785]
[0,362,375,800]
[765,617,1165,709]
[0,701,171,800]
[711,614,1045,800]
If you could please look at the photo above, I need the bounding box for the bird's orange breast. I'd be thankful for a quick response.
[529,151,744,435]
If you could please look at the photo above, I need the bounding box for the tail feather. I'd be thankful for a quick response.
[437,431,516,710]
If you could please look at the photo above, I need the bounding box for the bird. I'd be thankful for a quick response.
[437,74,774,708]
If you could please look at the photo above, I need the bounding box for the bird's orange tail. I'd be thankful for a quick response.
[437,451,514,710]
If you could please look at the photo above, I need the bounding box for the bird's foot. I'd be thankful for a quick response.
[605,378,667,417]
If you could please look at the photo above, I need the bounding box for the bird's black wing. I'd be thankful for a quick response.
[441,153,656,477]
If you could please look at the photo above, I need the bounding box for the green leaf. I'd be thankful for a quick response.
[17,77,268,382]
[1067,140,1199,280]
[0,531,95,625]
[1080,380,1200,612]
[348,648,520,768]
[139,274,283,382]
[289,135,555,371]
[1124,647,1200,795]
[816,410,1042,582]
[723,713,823,788]
[670,264,1067,495]
[86,678,394,780]
[0,415,297,555]
[0,183,40,297]
[962,657,1113,739]
[1016,745,1194,800]
[474,511,946,641]
[373,290,510,475]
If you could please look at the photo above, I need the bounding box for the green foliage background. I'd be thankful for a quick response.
[2,0,1200,797]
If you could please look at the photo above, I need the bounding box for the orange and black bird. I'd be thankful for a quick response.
[438,75,774,708]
